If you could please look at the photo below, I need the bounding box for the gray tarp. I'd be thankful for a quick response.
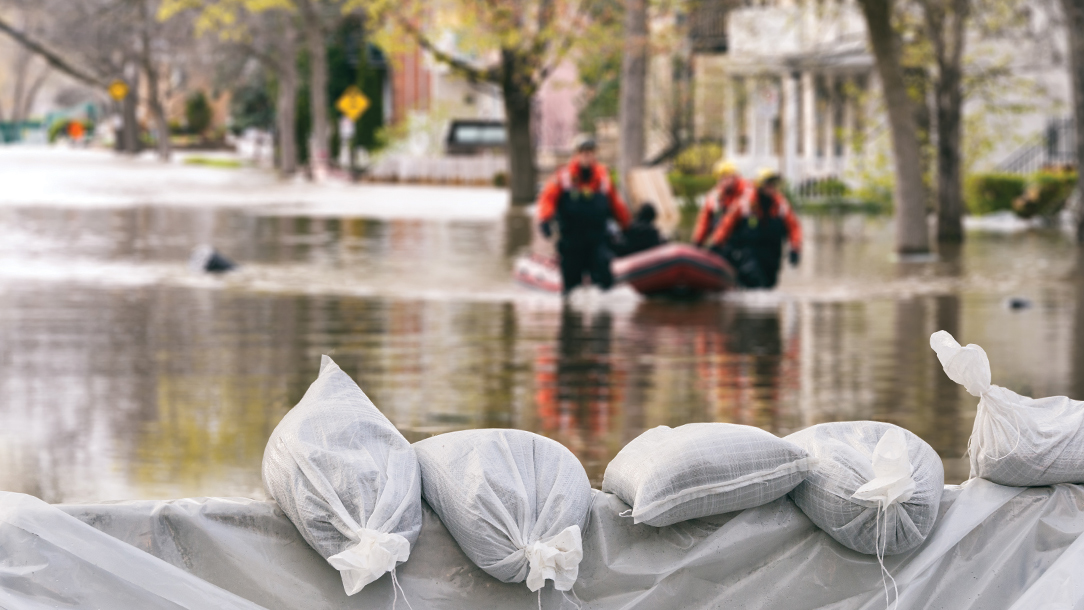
[2,478,1084,609]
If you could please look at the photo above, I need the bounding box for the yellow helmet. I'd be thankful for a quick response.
[712,159,738,179]
[756,167,781,186]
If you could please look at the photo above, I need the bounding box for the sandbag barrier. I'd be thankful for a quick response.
[4,331,1081,609]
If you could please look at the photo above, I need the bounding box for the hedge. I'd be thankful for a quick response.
[964,173,1026,215]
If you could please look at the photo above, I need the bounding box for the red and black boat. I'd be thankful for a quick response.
[514,244,735,296]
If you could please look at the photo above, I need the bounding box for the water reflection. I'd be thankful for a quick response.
[0,205,1081,501]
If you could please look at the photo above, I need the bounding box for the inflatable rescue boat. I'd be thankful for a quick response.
[514,244,735,296]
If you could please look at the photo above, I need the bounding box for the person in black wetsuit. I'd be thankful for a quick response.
[536,138,631,295]
[708,170,802,289]
[614,203,666,257]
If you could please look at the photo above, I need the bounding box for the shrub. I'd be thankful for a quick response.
[964,173,1026,215]
[668,172,716,201]
[1013,169,1077,218]
[185,91,214,136]
[672,143,723,176]
[493,171,508,187]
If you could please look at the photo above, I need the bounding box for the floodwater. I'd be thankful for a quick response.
[2,198,1083,503]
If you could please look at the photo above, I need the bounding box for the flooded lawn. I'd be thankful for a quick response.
[1,200,1082,502]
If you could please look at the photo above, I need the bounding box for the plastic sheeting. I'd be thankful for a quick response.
[2,479,1084,609]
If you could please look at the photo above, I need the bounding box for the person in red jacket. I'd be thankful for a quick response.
[707,169,802,288]
[537,137,631,295]
[692,160,756,247]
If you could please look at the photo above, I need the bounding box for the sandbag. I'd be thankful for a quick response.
[932,330,1084,486]
[602,423,813,527]
[413,429,592,591]
[262,355,422,595]
[785,421,943,555]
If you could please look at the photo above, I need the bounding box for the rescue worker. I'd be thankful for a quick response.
[691,160,756,247]
[706,169,802,289]
[614,203,666,256]
[537,137,631,295]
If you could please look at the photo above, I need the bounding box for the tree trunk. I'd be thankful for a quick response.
[139,1,170,161]
[618,0,648,198]
[502,50,538,205]
[858,0,930,254]
[300,3,329,179]
[121,63,140,155]
[276,26,299,176]
[1062,0,1084,242]
[924,0,969,243]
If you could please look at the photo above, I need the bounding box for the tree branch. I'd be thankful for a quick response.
[0,15,108,90]
[395,13,500,84]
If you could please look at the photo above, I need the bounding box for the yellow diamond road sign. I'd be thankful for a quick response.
[336,86,369,121]
[108,80,129,101]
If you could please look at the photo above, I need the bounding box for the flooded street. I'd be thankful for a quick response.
[2,151,1083,502]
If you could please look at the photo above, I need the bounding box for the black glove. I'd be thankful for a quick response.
[539,221,553,239]
[789,249,801,267]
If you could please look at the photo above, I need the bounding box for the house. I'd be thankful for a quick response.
[684,0,1071,183]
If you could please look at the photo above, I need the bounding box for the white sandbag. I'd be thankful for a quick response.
[262,355,422,595]
[785,421,943,555]
[413,429,592,591]
[601,423,814,527]
[931,330,1084,486]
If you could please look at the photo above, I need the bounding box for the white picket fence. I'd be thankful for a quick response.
[366,154,508,184]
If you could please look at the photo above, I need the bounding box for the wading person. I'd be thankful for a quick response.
[537,137,630,295]
[691,160,755,247]
[706,169,802,289]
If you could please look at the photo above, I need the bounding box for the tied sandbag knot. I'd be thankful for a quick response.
[851,428,916,610]
[328,528,410,595]
[522,525,584,592]
[930,331,1022,463]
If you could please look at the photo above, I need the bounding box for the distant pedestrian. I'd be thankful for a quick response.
[537,136,631,295]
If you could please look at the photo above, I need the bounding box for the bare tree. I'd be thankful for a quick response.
[618,0,648,196]
[389,0,588,204]
[296,0,331,177]
[919,0,971,243]
[857,0,930,254]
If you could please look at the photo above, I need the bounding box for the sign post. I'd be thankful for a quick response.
[108,80,130,152]
[336,86,370,178]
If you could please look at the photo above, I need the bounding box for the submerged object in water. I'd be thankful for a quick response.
[513,244,735,296]
[189,245,238,273]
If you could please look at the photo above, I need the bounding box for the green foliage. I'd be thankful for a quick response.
[230,77,275,134]
[575,10,621,135]
[47,119,93,143]
[1013,169,1078,218]
[185,91,214,135]
[183,156,243,168]
[671,143,723,176]
[964,172,1026,215]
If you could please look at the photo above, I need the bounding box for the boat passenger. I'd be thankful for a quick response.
[614,203,666,257]
[537,136,631,295]
[706,169,802,289]
[691,160,755,247]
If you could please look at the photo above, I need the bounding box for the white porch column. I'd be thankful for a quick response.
[725,74,738,160]
[747,76,758,163]
[842,74,856,172]
[783,71,800,181]
[801,71,816,171]
[823,73,836,173]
